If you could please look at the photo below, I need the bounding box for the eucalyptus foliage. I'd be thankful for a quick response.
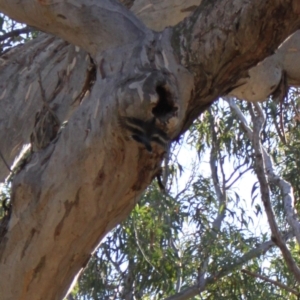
[71,96,300,299]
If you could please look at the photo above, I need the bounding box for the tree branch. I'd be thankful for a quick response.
[225,166,252,190]
[173,0,300,133]
[0,1,300,299]
[196,110,228,290]
[0,0,149,55]
[0,26,32,43]
[241,269,300,296]
[227,98,300,283]
[261,138,300,245]
[164,232,294,300]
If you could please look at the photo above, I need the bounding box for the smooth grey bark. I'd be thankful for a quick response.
[0,0,299,299]
[0,35,88,181]
[130,0,202,31]
[229,30,300,102]
[0,0,148,56]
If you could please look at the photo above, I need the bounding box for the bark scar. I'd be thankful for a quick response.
[54,188,81,238]
[73,55,97,104]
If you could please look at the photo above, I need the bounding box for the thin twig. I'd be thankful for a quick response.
[226,97,300,283]
[225,166,252,189]
[241,269,300,296]
[225,160,250,184]
[164,232,294,300]
[251,102,300,282]
[133,222,161,275]
[0,26,32,43]
[197,110,228,290]
[271,108,287,145]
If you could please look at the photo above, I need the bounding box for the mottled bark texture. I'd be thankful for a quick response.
[0,0,299,299]
[129,0,300,103]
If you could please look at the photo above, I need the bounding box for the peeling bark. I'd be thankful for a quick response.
[130,0,201,31]
[229,31,300,102]
[0,27,193,300]
[171,0,300,132]
[0,34,89,181]
[128,0,300,104]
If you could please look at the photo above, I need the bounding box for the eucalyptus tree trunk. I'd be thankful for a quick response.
[0,0,299,299]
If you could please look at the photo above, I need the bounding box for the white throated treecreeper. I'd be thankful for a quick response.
[119,116,169,152]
